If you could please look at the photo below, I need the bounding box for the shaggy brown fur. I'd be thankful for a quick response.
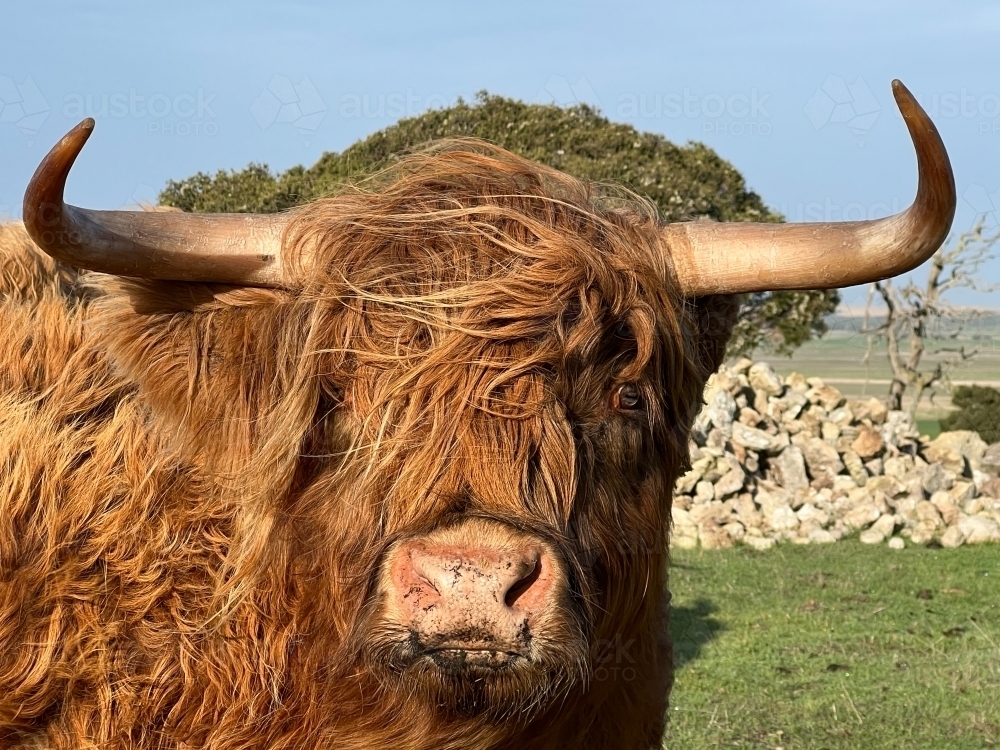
[0,141,738,749]
[0,223,78,302]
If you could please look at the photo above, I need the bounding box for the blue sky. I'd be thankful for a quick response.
[1,0,998,308]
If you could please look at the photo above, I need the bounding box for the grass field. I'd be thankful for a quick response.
[664,540,1000,749]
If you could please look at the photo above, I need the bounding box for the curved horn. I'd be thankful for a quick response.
[661,80,956,296]
[23,118,288,286]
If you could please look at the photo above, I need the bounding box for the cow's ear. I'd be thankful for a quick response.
[87,279,319,475]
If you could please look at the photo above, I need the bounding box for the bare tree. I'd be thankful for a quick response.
[862,217,1000,417]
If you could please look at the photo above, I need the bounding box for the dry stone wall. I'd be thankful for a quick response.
[671,359,1000,551]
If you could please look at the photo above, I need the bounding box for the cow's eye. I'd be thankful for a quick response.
[612,383,642,411]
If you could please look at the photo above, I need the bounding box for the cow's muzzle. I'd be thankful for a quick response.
[380,519,566,671]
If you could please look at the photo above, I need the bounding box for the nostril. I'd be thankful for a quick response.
[408,552,442,594]
[503,557,542,609]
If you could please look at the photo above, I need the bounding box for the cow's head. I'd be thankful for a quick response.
[21,81,954,723]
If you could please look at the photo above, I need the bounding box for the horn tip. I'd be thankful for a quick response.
[891,79,916,107]
[60,119,95,150]
[73,118,96,139]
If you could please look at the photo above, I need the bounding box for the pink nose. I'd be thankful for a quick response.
[387,538,557,660]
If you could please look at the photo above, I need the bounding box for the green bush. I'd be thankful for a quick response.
[940,384,1000,443]
[160,92,837,355]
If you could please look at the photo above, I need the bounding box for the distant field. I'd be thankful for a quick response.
[751,321,1000,424]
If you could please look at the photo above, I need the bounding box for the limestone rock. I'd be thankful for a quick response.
[860,527,885,544]
[671,508,699,547]
[909,524,937,545]
[705,388,737,437]
[808,527,837,544]
[770,447,809,493]
[980,476,1000,499]
[735,495,762,528]
[843,502,881,531]
[865,475,906,499]
[922,463,954,495]
[755,485,792,515]
[882,411,919,449]
[958,514,1000,544]
[981,442,1000,476]
[962,497,983,516]
[828,406,855,427]
[699,520,735,549]
[806,384,846,411]
[731,421,776,452]
[748,362,783,397]
[864,457,883,476]
[772,390,808,422]
[883,455,913,479]
[852,425,885,459]
[694,480,715,505]
[793,435,844,481]
[766,504,800,533]
[833,474,861,495]
[849,397,888,425]
[930,430,987,471]
[914,501,944,528]
[675,456,712,494]
[821,421,840,442]
[948,481,976,505]
[714,467,746,499]
[703,370,743,404]
[931,491,961,526]
[842,450,868,487]
[784,372,808,392]
[796,502,831,527]
[941,526,966,548]
[723,521,746,541]
[870,512,898,538]
[922,443,966,476]
[732,357,754,375]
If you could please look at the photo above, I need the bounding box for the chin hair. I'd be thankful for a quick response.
[380,653,583,720]
[359,627,589,721]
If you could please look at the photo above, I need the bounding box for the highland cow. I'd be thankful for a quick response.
[0,80,954,749]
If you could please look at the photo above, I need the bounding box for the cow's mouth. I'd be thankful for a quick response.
[361,615,586,718]
[418,645,528,672]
